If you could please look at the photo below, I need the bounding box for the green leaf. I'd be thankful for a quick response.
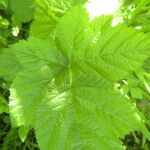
[30,0,57,39]
[0,0,9,10]
[122,0,150,33]
[35,78,147,150]
[18,126,29,142]
[0,16,10,47]
[9,37,66,126]
[86,17,150,82]
[9,7,150,150]
[30,0,88,39]
[131,87,143,99]
[10,0,35,26]
[0,48,21,81]
[0,95,8,114]
[55,6,89,62]
[132,0,150,30]
[10,37,66,71]
[90,15,113,33]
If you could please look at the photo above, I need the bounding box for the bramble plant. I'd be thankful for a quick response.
[0,0,150,149]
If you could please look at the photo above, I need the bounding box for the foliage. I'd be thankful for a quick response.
[0,0,150,150]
